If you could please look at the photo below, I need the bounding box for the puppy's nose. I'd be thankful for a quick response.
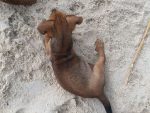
[51,8,57,13]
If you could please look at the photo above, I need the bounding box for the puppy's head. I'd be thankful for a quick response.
[37,9,83,38]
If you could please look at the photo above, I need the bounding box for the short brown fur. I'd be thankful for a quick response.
[38,9,112,113]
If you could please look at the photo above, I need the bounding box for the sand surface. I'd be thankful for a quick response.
[0,0,150,113]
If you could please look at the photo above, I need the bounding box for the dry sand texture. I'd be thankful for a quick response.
[0,0,150,113]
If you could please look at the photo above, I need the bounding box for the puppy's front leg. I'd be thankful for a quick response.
[44,34,51,60]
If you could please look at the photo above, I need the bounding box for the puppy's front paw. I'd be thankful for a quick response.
[95,39,104,53]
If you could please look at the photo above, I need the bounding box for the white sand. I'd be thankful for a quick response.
[0,0,150,113]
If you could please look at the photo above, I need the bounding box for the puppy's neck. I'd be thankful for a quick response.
[50,35,73,64]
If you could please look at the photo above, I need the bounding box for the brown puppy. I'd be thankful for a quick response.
[0,0,37,5]
[38,9,112,113]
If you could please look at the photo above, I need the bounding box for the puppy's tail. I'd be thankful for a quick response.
[98,94,112,113]
[104,104,112,113]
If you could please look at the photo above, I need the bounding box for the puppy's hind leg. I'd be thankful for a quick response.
[92,39,112,113]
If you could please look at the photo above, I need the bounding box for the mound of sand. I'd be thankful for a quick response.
[0,0,150,113]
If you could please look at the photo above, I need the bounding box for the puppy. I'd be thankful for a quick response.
[0,0,37,5]
[38,9,112,113]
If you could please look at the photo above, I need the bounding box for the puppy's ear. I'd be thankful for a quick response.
[66,15,83,31]
[37,20,54,35]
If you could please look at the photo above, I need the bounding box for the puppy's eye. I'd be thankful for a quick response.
[42,31,47,34]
